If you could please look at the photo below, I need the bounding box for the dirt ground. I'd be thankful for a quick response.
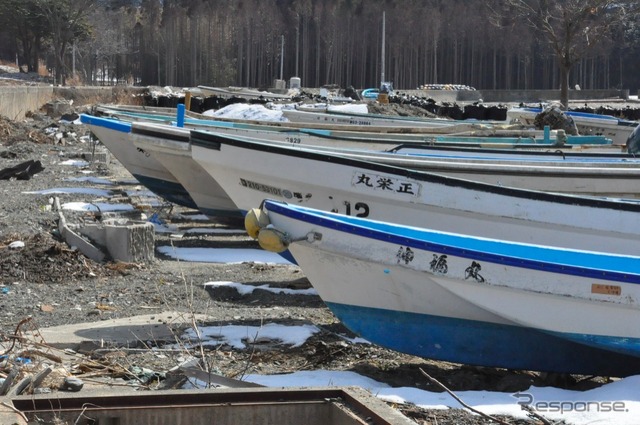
[0,96,625,425]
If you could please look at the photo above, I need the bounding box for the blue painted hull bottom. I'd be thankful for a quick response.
[133,174,198,210]
[550,331,640,359]
[326,302,640,377]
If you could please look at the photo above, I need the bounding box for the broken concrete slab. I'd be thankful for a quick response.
[57,210,106,263]
[38,311,209,350]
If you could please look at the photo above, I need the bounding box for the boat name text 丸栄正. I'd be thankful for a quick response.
[352,171,421,197]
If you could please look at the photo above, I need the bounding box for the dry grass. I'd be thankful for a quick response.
[0,59,49,76]
[38,63,49,76]
[0,59,18,68]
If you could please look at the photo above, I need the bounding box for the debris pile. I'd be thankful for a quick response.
[1,318,78,397]
[0,116,50,146]
[0,113,91,149]
[533,104,579,135]
[0,233,109,284]
[0,316,174,400]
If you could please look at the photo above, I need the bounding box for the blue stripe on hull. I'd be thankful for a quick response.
[265,201,640,284]
[326,302,640,377]
[132,174,198,210]
[80,114,132,132]
[550,331,640,359]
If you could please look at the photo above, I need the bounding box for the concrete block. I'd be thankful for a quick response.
[80,150,110,164]
[290,77,301,89]
[43,100,73,117]
[38,311,210,349]
[76,223,107,248]
[105,219,155,263]
[76,219,155,263]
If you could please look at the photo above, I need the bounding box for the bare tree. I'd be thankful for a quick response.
[84,8,130,84]
[35,0,96,85]
[493,0,640,108]
[0,0,49,73]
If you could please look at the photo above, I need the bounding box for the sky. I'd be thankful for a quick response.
[17,119,640,425]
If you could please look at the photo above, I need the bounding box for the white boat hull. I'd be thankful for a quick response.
[304,146,640,198]
[283,108,472,129]
[198,85,292,100]
[83,118,197,208]
[130,124,241,218]
[259,200,640,375]
[190,131,640,256]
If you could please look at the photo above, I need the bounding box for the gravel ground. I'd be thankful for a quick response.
[0,103,620,424]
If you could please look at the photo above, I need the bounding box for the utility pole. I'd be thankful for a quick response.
[295,14,300,77]
[72,42,76,79]
[280,35,284,80]
[381,11,385,86]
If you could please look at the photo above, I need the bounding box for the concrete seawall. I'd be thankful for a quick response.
[0,84,633,121]
[0,86,53,120]
[0,86,148,120]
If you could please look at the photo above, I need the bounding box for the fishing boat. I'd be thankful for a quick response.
[311,146,640,197]
[198,85,292,100]
[507,106,639,146]
[94,103,493,135]
[80,114,198,209]
[123,114,632,222]
[282,107,478,129]
[87,112,480,220]
[95,103,623,150]
[126,116,437,218]
[189,130,640,255]
[194,129,639,198]
[126,118,449,219]
[250,200,640,376]
[129,122,242,219]
[298,127,615,149]
[96,103,620,151]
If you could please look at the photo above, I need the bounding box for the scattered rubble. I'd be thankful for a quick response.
[533,104,579,135]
